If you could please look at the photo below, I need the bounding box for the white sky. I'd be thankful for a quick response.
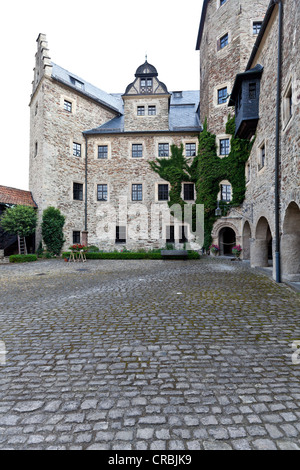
[0,0,203,191]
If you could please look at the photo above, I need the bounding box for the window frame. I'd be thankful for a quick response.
[132,144,143,158]
[97,184,108,202]
[220,184,232,202]
[98,145,108,159]
[158,184,169,201]
[148,105,156,116]
[253,21,262,35]
[183,183,195,201]
[73,182,83,201]
[115,226,126,244]
[73,142,81,157]
[217,87,228,105]
[64,99,72,113]
[220,33,229,50]
[185,143,197,157]
[158,143,170,157]
[73,231,81,244]
[132,184,143,202]
[219,138,230,156]
[137,106,145,116]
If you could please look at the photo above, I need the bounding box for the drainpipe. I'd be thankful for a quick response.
[84,134,88,232]
[274,0,282,283]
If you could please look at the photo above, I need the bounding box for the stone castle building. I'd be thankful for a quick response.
[29,35,201,251]
[197,0,299,282]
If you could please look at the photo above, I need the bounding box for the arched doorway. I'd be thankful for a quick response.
[242,221,251,260]
[219,227,236,256]
[281,202,300,281]
[252,216,273,267]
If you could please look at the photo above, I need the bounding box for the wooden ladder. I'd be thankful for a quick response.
[18,236,27,255]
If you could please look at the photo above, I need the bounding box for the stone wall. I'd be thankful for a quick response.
[198,0,269,135]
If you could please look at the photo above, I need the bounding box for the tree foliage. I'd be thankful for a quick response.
[41,207,65,255]
[0,205,37,237]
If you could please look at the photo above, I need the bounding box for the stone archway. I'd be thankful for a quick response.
[251,216,273,267]
[219,226,236,255]
[242,221,251,260]
[281,202,300,281]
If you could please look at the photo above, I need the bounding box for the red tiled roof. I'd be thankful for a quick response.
[0,185,37,207]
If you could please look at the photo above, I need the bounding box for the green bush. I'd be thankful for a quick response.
[62,251,200,260]
[41,207,65,255]
[9,254,37,263]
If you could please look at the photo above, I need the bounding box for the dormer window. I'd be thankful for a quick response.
[70,77,84,90]
[140,78,153,93]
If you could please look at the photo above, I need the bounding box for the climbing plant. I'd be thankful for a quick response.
[149,115,254,250]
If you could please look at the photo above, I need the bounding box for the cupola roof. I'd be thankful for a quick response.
[135,60,158,78]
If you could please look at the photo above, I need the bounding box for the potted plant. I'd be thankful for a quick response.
[209,244,220,256]
[232,244,242,259]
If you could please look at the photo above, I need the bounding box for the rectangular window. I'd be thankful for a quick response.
[148,105,156,115]
[116,226,126,243]
[132,184,143,201]
[73,142,81,157]
[98,145,108,159]
[73,231,81,244]
[253,21,262,35]
[185,143,196,157]
[220,138,230,156]
[249,82,257,99]
[220,33,229,49]
[183,183,195,201]
[218,87,228,105]
[221,184,231,202]
[158,184,169,201]
[137,106,145,116]
[220,0,227,6]
[179,226,188,243]
[97,184,108,201]
[64,100,72,112]
[73,183,83,201]
[158,143,169,157]
[166,225,175,243]
[132,144,143,158]
[283,82,293,127]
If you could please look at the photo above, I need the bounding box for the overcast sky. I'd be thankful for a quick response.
[0,0,203,191]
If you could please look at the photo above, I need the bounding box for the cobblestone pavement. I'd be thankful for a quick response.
[0,257,299,450]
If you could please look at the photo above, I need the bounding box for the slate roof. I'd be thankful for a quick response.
[51,63,123,114]
[0,186,37,207]
[84,90,201,135]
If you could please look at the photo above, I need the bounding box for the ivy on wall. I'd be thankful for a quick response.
[150,116,254,249]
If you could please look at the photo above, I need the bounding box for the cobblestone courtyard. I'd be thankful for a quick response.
[0,257,299,450]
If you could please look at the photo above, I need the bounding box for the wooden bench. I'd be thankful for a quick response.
[161,250,188,260]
